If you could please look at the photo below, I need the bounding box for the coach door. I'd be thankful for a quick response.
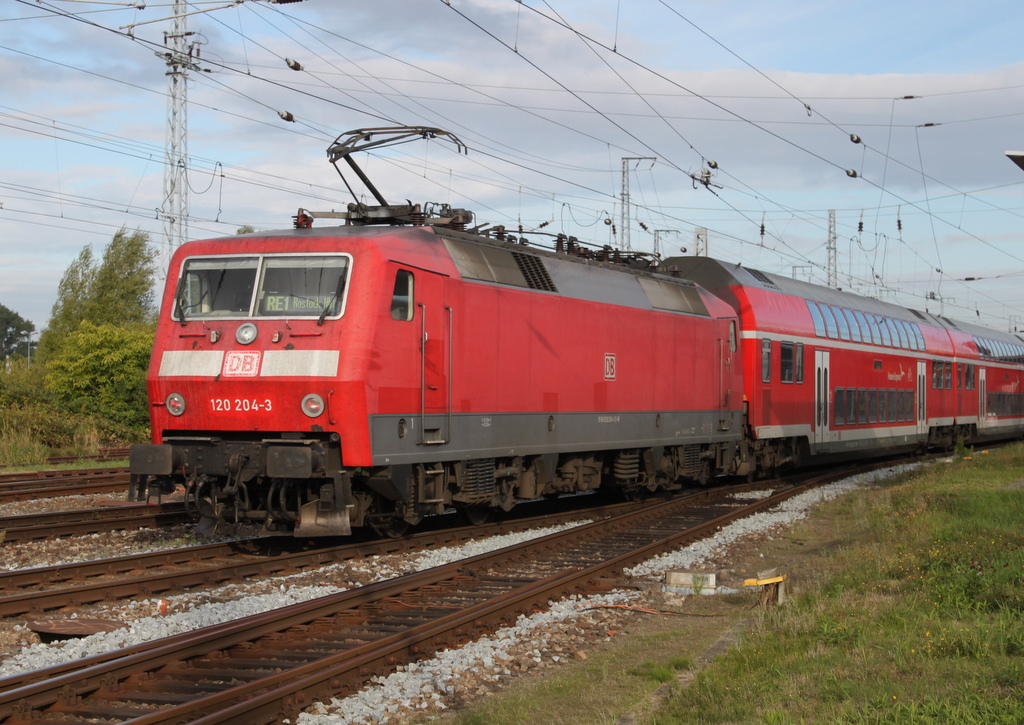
[418,271,452,445]
[814,350,830,448]
[916,360,928,436]
[979,368,988,429]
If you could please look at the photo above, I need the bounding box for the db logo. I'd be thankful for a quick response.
[223,351,262,377]
[604,353,617,381]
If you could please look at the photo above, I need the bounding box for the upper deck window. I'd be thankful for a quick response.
[876,316,892,347]
[807,301,826,337]
[842,308,861,342]
[175,254,351,321]
[830,305,851,341]
[819,305,839,339]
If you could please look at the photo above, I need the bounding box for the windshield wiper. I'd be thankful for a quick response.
[173,276,188,327]
[318,276,346,326]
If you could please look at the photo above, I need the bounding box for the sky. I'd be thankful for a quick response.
[3,0,1024,336]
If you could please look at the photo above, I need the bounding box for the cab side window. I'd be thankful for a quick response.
[391,270,414,321]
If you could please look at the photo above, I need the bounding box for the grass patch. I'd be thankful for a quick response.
[0,424,48,467]
[629,657,692,684]
[651,446,1024,724]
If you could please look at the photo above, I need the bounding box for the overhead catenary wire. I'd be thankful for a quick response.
[7,0,1024,328]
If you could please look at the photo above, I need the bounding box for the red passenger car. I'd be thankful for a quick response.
[665,257,1024,467]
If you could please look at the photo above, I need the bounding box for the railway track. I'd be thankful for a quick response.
[0,503,189,544]
[0,472,833,724]
[0,469,130,504]
[0,499,641,617]
[0,448,130,471]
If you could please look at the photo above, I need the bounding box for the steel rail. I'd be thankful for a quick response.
[0,472,131,504]
[0,503,189,544]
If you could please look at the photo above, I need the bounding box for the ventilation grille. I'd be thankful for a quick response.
[680,445,702,476]
[511,252,557,292]
[909,308,927,320]
[461,459,496,497]
[745,268,781,290]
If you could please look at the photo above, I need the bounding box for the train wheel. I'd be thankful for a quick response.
[370,516,409,539]
[462,505,491,526]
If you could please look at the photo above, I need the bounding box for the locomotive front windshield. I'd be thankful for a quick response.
[175,254,350,320]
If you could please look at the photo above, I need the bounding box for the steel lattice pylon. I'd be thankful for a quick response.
[162,0,192,256]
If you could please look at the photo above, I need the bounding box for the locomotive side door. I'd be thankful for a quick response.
[418,270,452,445]
[814,349,831,449]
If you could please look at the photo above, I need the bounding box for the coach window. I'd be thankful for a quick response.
[834,388,845,426]
[846,389,857,426]
[888,389,897,422]
[868,389,878,424]
[885,318,902,348]
[729,321,737,353]
[966,364,976,390]
[957,363,963,390]
[912,324,926,351]
[875,316,891,347]
[879,388,887,423]
[795,343,804,383]
[390,270,415,321]
[831,305,851,341]
[820,305,839,339]
[780,342,795,383]
[944,361,953,390]
[899,320,912,349]
[856,388,868,424]
[807,301,827,337]
[842,309,861,342]
[895,320,910,349]
[852,310,871,343]
[932,361,942,389]
[761,339,772,383]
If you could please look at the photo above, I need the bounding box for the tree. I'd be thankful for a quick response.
[0,303,35,361]
[38,228,158,362]
[82,228,158,326]
[46,321,154,431]
[36,245,95,362]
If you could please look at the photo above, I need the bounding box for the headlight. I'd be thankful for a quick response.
[301,393,325,418]
[235,322,258,345]
[166,393,186,416]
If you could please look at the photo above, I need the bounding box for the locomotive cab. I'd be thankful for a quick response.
[131,241,364,537]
